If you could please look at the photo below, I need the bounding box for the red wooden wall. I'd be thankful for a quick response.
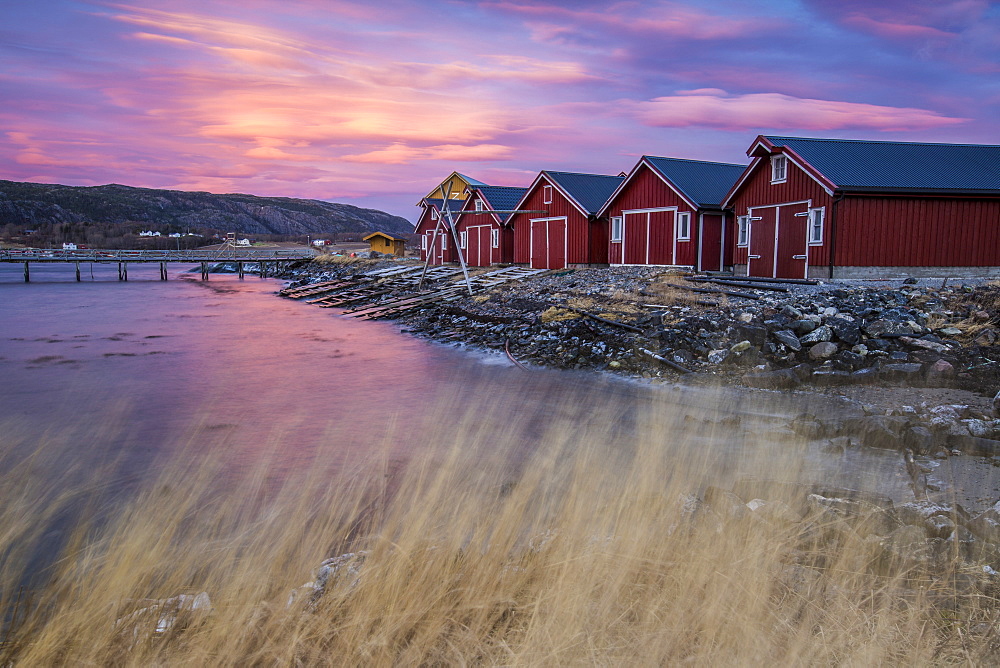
[511,178,604,267]
[836,196,1000,267]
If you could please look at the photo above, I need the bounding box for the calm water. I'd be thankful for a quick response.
[2,260,994,565]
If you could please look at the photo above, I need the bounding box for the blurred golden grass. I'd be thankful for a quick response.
[0,391,997,665]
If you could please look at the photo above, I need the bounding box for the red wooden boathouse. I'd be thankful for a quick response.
[509,171,625,270]
[454,186,527,267]
[415,198,462,265]
[599,156,745,271]
[724,136,1000,279]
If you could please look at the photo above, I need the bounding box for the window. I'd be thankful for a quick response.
[441,234,447,250]
[808,207,825,245]
[460,231,467,249]
[431,209,438,221]
[610,216,623,242]
[676,212,691,241]
[771,155,787,183]
[543,185,553,204]
[737,215,750,247]
[475,199,484,211]
[491,229,499,248]
[421,235,427,250]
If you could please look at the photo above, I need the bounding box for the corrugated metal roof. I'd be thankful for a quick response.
[545,171,625,214]
[475,186,528,222]
[765,136,1000,193]
[423,198,464,212]
[644,156,746,208]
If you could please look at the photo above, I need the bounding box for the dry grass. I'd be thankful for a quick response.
[1,392,997,665]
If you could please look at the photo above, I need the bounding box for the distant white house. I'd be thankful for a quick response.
[139,230,161,237]
[312,239,331,247]
[62,242,77,250]
[237,238,251,246]
[168,232,183,238]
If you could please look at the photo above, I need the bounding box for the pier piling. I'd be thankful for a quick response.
[160,262,168,280]
[201,262,209,280]
[237,262,244,280]
[75,262,81,282]
[23,261,29,283]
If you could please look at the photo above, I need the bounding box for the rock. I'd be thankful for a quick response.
[834,350,864,369]
[730,340,752,353]
[737,312,754,323]
[946,435,1000,457]
[902,425,936,455]
[780,305,803,319]
[734,324,767,346]
[800,325,833,344]
[772,329,802,352]
[826,317,861,345]
[864,319,914,337]
[878,363,923,382]
[743,368,802,389]
[962,419,993,438]
[707,349,728,364]
[850,367,879,383]
[994,390,1000,417]
[967,504,1000,544]
[844,415,910,449]
[925,359,955,382]
[808,341,838,360]
[748,499,802,527]
[899,335,950,354]
[936,327,963,336]
[792,319,818,335]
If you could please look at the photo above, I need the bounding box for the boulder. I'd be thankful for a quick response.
[772,329,802,352]
[808,341,839,360]
[878,363,923,382]
[864,319,915,337]
[844,415,910,449]
[743,368,802,389]
[827,317,861,345]
[946,435,1000,457]
[810,368,852,385]
[730,340,752,353]
[925,359,956,383]
[800,325,833,344]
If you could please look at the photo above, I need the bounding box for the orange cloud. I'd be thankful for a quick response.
[629,90,968,131]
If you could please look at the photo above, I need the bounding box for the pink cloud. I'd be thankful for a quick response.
[342,143,514,165]
[842,15,955,41]
[628,90,969,131]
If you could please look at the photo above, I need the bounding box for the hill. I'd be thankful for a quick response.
[0,180,413,237]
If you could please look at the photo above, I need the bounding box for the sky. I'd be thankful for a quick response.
[2,1,999,223]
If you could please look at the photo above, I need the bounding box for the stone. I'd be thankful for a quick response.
[864,319,915,337]
[780,305,803,319]
[800,325,833,344]
[946,435,1000,457]
[811,368,852,385]
[878,363,922,382]
[743,368,802,389]
[834,350,865,369]
[899,335,950,354]
[851,344,869,356]
[994,390,1000,417]
[734,324,767,346]
[707,349,728,364]
[925,359,955,382]
[937,327,963,336]
[737,312,754,323]
[792,319,818,335]
[772,329,802,351]
[902,425,936,455]
[851,367,879,383]
[730,340,752,353]
[827,317,861,345]
[808,341,839,360]
[844,415,910,449]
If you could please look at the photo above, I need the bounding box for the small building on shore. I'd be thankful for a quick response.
[455,185,527,266]
[508,171,625,269]
[600,156,745,271]
[724,135,1000,279]
[416,198,464,265]
[363,231,407,256]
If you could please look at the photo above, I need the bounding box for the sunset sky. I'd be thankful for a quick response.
[2,1,998,222]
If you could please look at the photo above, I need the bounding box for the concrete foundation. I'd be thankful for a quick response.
[733,264,1000,281]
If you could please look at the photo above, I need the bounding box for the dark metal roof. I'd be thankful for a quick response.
[545,171,625,214]
[474,186,529,222]
[423,198,464,212]
[765,136,1000,193]
[644,156,746,208]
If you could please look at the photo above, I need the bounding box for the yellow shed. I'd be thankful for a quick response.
[363,231,407,256]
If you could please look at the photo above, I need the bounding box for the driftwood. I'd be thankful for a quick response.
[639,347,692,374]
[691,275,819,286]
[504,339,530,371]
[675,284,761,300]
[691,278,790,293]
[563,306,644,333]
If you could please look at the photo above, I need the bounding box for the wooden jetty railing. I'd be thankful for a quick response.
[0,247,315,282]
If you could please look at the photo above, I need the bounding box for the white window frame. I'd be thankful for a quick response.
[421,234,427,250]
[771,155,787,184]
[475,199,484,211]
[737,215,750,247]
[431,209,438,220]
[543,184,553,204]
[807,207,825,245]
[441,234,447,250]
[460,230,468,249]
[491,228,499,248]
[675,211,691,241]
[610,216,623,242]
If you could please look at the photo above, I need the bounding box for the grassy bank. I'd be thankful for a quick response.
[1,389,997,665]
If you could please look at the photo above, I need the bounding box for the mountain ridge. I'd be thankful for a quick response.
[0,180,413,237]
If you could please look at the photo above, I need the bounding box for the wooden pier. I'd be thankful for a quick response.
[282,265,548,320]
[0,248,314,282]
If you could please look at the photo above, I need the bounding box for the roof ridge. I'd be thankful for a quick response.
[544,170,622,178]
[766,135,1000,149]
[645,155,745,168]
